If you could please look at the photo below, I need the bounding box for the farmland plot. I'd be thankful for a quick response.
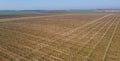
[0,14,119,61]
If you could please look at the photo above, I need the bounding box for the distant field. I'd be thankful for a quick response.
[0,12,59,19]
[0,11,40,15]
[0,14,120,61]
[0,11,41,19]
[0,11,119,19]
[0,10,119,15]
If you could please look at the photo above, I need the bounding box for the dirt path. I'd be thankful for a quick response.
[61,14,112,37]
[85,16,117,61]
[69,14,114,61]
[102,16,120,61]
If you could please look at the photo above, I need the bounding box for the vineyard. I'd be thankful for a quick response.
[0,14,120,61]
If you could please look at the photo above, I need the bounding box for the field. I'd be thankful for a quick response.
[0,14,120,61]
[0,11,39,15]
